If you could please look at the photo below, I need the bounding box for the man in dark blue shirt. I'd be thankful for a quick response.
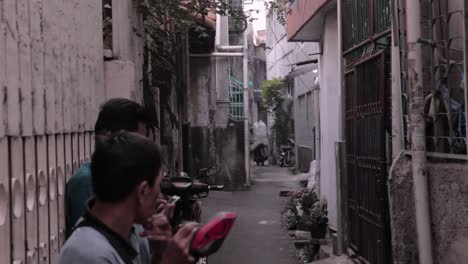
[65,98,152,237]
[60,132,197,264]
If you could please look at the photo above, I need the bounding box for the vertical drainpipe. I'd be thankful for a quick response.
[391,13,404,158]
[313,77,321,193]
[185,31,192,174]
[336,0,346,254]
[244,30,251,187]
[406,1,433,263]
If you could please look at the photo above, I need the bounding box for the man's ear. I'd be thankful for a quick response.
[136,181,150,203]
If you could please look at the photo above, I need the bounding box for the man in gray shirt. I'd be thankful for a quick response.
[58,132,197,264]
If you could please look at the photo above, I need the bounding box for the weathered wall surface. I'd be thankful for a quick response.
[388,156,419,264]
[189,57,246,189]
[0,0,105,263]
[389,155,468,264]
[430,163,468,264]
[106,0,145,103]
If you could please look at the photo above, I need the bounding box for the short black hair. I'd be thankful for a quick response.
[91,131,162,203]
[94,98,151,135]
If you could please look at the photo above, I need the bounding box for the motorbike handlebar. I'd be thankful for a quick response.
[208,185,225,191]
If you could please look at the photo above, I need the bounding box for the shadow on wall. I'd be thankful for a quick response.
[191,121,246,190]
[215,121,246,190]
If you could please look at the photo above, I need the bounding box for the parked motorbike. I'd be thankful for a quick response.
[193,164,221,185]
[160,169,225,264]
[279,139,296,167]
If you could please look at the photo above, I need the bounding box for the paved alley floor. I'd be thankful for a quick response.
[201,165,301,264]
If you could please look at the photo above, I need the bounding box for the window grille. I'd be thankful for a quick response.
[397,0,468,157]
[229,76,245,121]
[342,0,391,53]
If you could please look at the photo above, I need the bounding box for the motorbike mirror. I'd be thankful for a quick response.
[206,165,220,177]
[170,176,193,189]
[178,172,189,178]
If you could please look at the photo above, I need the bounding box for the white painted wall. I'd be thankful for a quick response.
[266,10,318,80]
[318,11,340,230]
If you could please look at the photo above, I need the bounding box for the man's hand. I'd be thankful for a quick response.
[140,214,172,241]
[160,222,198,264]
[155,198,176,220]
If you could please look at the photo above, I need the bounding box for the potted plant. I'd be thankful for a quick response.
[309,199,328,239]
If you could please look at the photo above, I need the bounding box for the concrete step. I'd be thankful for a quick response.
[318,243,332,259]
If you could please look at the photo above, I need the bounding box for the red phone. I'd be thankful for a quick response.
[190,212,237,258]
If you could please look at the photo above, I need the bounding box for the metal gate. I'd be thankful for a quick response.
[345,51,391,264]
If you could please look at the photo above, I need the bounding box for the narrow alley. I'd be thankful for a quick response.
[1,0,468,263]
[202,165,299,264]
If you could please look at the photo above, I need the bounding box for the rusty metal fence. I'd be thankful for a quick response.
[345,52,391,264]
[342,0,392,263]
[342,0,391,53]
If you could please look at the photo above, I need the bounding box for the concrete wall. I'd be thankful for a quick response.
[189,57,246,189]
[389,156,468,264]
[0,0,105,263]
[293,68,317,172]
[266,10,318,80]
[318,11,340,231]
[105,0,145,103]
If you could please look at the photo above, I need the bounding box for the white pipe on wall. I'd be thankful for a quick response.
[337,0,346,254]
[391,26,404,158]
[215,12,222,49]
[406,0,433,263]
[217,45,244,51]
[243,30,251,187]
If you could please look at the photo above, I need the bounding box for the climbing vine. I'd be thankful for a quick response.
[133,0,245,78]
[262,78,292,146]
[128,1,246,134]
[264,0,291,26]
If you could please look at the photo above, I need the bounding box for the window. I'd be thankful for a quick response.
[398,0,467,157]
[229,76,245,121]
[342,0,391,53]
[103,0,113,51]
[228,0,245,32]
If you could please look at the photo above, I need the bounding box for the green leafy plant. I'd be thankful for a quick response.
[262,78,293,146]
[283,189,328,238]
[300,189,319,215]
[285,197,300,230]
[113,1,247,139]
[309,199,328,238]
[134,0,245,78]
